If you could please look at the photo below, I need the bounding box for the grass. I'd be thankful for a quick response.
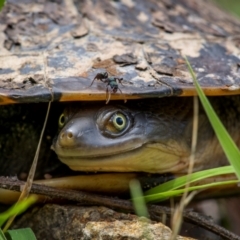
[185,58,240,178]
[130,57,240,237]
[0,196,37,240]
[130,179,149,218]
[140,57,240,202]
[0,197,37,228]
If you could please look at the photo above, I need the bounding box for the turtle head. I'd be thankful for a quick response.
[52,100,193,173]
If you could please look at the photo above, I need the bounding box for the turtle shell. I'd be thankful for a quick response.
[1,0,240,105]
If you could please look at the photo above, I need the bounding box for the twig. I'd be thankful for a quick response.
[171,95,199,239]
[0,177,239,240]
[3,102,51,231]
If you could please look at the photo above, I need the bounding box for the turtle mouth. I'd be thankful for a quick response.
[51,141,143,159]
[55,144,187,174]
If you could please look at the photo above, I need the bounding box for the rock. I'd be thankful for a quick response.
[13,204,194,240]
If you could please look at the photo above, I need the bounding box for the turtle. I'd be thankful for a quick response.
[1,0,240,238]
[1,0,240,190]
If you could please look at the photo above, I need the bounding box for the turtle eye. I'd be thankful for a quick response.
[112,113,126,131]
[105,113,127,133]
[58,113,65,128]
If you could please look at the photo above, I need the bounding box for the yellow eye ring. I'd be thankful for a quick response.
[112,113,126,131]
[58,113,65,128]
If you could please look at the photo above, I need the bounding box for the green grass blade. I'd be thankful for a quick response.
[0,229,7,240]
[145,165,233,195]
[185,57,240,179]
[143,58,240,203]
[0,196,37,227]
[129,179,149,218]
[5,228,36,240]
[144,180,238,202]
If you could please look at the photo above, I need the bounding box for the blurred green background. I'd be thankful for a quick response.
[1,1,240,18]
[214,0,240,18]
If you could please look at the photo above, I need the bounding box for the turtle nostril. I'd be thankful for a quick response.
[67,132,73,138]
[60,131,73,139]
[58,130,75,147]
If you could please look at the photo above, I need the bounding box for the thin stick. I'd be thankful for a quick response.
[171,96,199,239]
[3,102,51,231]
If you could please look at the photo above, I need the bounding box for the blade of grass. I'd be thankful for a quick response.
[144,179,238,202]
[185,56,240,179]
[145,165,234,195]
[129,179,149,218]
[0,196,37,227]
[144,58,240,203]
[5,228,37,240]
[0,229,7,240]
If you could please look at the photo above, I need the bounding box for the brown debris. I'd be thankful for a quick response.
[153,64,174,76]
[71,22,89,39]
[113,53,138,66]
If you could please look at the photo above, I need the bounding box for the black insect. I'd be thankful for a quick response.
[89,72,126,104]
